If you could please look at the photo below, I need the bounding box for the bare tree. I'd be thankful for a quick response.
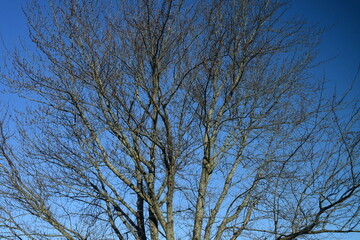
[0,0,359,239]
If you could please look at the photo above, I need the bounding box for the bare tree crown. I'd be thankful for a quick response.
[0,0,359,239]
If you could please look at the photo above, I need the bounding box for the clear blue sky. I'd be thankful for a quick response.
[0,0,359,239]
[1,0,359,101]
[0,0,360,101]
[289,0,360,98]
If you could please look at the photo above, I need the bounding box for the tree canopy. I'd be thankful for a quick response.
[0,0,359,239]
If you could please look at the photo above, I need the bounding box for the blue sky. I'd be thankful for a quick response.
[0,0,359,239]
[1,0,359,102]
[289,0,360,97]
